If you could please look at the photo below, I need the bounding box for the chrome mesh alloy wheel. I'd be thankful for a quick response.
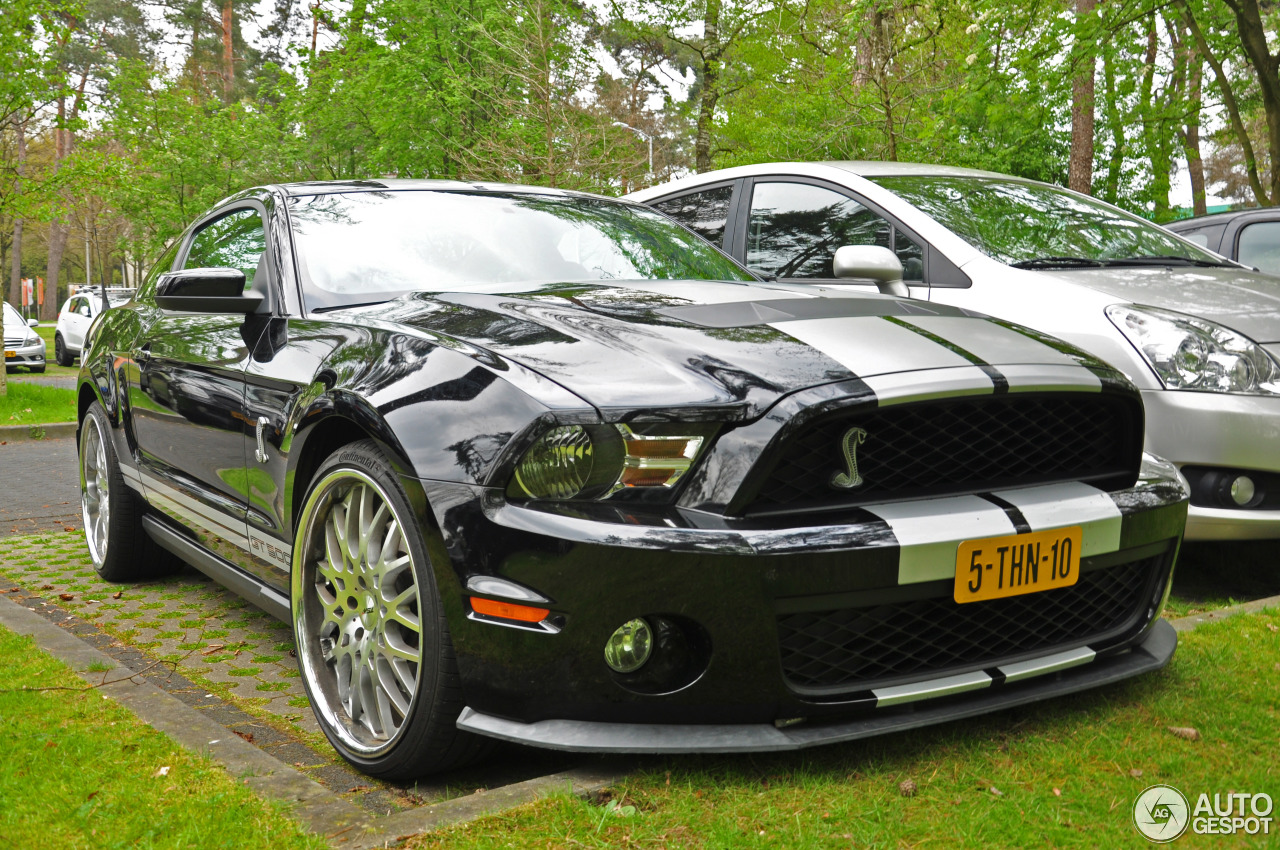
[295,467,425,757]
[80,412,111,568]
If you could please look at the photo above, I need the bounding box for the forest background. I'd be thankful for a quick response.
[0,0,1277,332]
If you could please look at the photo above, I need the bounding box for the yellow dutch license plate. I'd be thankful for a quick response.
[4,350,15,359]
[954,526,1082,604]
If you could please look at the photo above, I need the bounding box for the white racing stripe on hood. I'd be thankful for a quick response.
[863,496,1016,585]
[863,365,995,405]
[990,482,1122,557]
[771,315,975,377]
[997,364,1103,393]
[601,280,809,305]
[899,316,1087,369]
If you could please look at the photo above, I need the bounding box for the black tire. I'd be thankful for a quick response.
[291,440,490,779]
[55,333,73,367]
[32,363,45,374]
[79,401,179,581]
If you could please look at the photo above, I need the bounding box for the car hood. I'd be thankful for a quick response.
[1036,265,1280,343]
[353,280,1117,417]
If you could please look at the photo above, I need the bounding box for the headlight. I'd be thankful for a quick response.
[509,423,713,501]
[1105,304,1280,395]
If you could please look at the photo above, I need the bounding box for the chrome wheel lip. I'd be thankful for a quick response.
[80,414,110,569]
[293,466,425,758]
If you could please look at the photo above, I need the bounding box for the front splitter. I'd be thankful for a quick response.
[456,619,1176,753]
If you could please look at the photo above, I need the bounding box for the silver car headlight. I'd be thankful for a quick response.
[1106,304,1280,395]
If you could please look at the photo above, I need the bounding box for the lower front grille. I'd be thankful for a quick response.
[777,553,1167,695]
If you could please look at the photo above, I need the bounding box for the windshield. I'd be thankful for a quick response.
[3,302,26,333]
[868,176,1222,267]
[289,190,754,310]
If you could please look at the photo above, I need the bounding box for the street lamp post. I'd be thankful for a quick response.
[612,121,653,179]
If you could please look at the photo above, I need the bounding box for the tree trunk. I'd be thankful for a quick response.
[1179,0,1268,205]
[694,0,723,173]
[1068,0,1096,194]
[221,0,234,100]
[1101,49,1124,204]
[1223,0,1280,204]
[8,116,24,311]
[1177,22,1207,216]
[45,100,69,324]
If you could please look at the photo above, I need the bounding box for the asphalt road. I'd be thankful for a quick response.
[0,436,81,536]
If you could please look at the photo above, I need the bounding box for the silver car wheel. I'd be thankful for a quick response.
[80,414,111,567]
[294,468,423,757]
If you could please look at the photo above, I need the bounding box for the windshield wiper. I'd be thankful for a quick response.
[312,299,393,313]
[1010,256,1106,270]
[1100,255,1233,268]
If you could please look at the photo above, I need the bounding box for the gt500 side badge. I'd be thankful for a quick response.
[830,427,869,489]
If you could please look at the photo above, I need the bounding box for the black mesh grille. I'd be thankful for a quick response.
[777,555,1163,693]
[748,394,1138,514]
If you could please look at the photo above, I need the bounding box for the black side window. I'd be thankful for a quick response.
[651,186,734,248]
[747,182,923,281]
[184,208,267,289]
[1238,221,1280,275]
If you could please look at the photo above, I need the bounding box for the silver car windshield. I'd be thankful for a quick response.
[289,190,753,310]
[868,176,1223,267]
[3,302,25,333]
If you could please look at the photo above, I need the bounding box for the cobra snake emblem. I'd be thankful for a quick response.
[830,427,868,489]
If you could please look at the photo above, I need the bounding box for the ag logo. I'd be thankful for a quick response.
[830,427,868,490]
[1134,784,1190,843]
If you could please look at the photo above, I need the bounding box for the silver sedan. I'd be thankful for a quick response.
[629,162,1280,541]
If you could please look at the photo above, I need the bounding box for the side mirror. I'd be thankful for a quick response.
[155,267,263,314]
[832,245,910,298]
[26,318,38,328]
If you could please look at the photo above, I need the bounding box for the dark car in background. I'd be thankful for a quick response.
[78,180,1187,780]
[1165,208,1280,277]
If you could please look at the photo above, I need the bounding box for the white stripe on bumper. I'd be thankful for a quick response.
[998,645,1096,683]
[992,482,1123,557]
[873,670,992,707]
[864,496,1017,584]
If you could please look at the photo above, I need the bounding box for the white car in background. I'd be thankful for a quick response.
[629,162,1280,541]
[3,301,46,373]
[55,287,132,366]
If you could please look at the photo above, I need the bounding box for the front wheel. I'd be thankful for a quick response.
[291,440,489,779]
[80,402,178,581]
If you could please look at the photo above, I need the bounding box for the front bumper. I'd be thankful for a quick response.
[1142,388,1280,540]
[456,619,1177,752]
[422,459,1187,742]
[3,339,45,369]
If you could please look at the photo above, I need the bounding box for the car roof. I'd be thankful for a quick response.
[1165,208,1276,230]
[820,161,1027,181]
[273,178,614,201]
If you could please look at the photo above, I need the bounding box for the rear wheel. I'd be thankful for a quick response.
[55,333,73,367]
[80,402,178,581]
[292,440,489,779]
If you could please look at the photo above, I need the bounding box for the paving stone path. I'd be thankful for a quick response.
[0,436,81,537]
[0,529,575,814]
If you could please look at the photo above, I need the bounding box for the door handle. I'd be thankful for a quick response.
[255,416,271,464]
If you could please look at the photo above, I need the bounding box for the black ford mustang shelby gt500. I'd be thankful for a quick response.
[76,181,1187,779]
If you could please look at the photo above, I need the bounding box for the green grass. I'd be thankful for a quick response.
[0,380,77,424]
[407,607,1280,849]
[0,626,326,849]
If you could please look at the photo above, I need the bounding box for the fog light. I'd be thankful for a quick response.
[604,618,652,673]
[1230,475,1256,506]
